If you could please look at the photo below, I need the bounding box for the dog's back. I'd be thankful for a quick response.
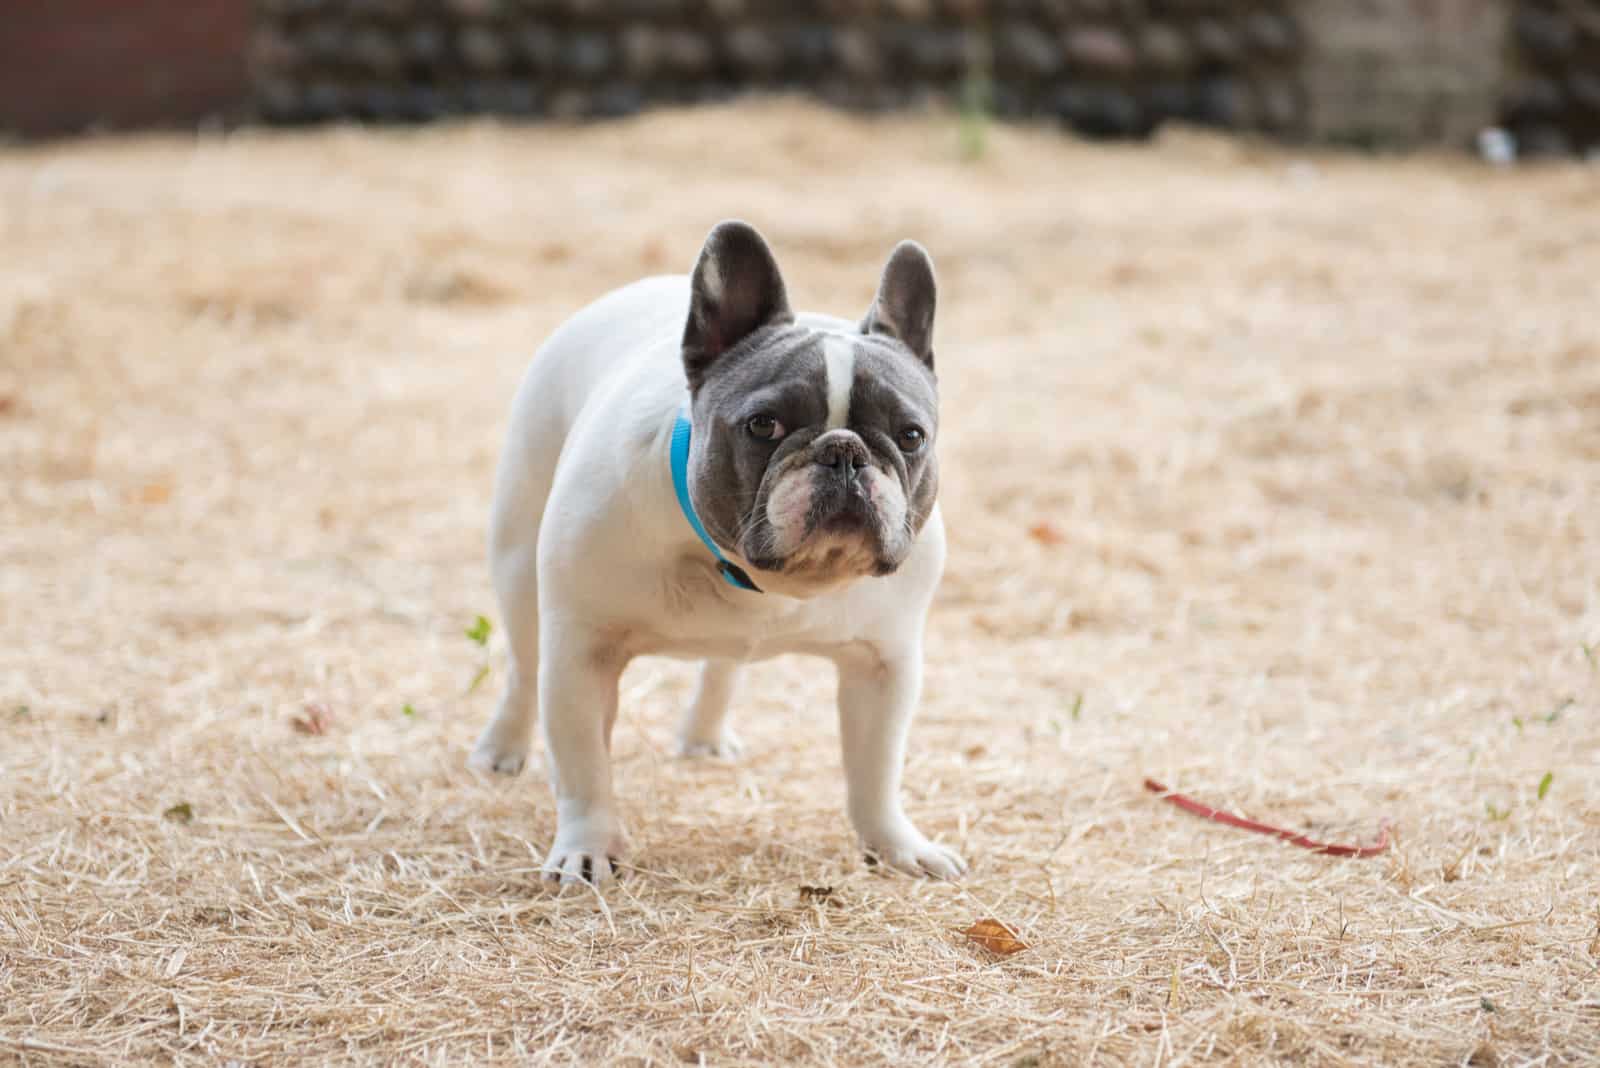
[487,275,688,567]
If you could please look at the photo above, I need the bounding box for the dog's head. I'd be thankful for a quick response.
[682,220,940,595]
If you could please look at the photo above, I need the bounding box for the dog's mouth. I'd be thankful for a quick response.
[813,477,876,529]
[746,468,902,580]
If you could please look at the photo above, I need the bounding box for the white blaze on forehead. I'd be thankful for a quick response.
[822,334,854,430]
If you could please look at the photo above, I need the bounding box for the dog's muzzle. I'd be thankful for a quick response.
[808,430,875,527]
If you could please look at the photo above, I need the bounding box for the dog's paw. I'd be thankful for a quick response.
[674,730,743,760]
[542,822,626,889]
[542,848,621,888]
[468,727,530,777]
[859,823,967,880]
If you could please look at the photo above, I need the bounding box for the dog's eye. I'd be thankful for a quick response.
[896,426,926,453]
[746,414,785,442]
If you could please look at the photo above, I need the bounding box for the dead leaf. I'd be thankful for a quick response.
[962,918,1027,956]
[136,482,172,505]
[291,703,332,735]
[799,885,834,903]
[0,394,15,415]
[1027,521,1065,546]
[163,802,195,824]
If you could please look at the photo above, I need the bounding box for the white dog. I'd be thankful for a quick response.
[470,221,964,886]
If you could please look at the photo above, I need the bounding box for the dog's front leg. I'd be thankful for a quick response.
[539,622,626,886]
[834,642,967,879]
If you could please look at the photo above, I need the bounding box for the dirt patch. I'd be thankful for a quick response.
[2,101,1598,1065]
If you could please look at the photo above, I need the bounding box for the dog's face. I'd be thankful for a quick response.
[682,221,940,593]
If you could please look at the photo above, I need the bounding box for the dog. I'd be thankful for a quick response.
[469,220,964,886]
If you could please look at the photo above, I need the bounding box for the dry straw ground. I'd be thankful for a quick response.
[3,100,1599,1066]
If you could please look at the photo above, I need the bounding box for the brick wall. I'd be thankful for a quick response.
[0,0,252,137]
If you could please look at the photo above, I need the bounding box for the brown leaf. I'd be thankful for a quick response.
[1027,521,1065,546]
[0,394,15,415]
[136,482,172,505]
[291,703,332,736]
[962,918,1027,956]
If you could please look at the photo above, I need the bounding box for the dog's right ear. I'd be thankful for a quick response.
[682,220,794,392]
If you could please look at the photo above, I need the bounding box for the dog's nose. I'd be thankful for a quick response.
[814,441,854,473]
[813,433,869,477]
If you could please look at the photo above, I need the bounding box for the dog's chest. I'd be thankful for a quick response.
[620,555,872,662]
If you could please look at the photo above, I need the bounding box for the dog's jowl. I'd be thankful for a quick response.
[470,220,964,886]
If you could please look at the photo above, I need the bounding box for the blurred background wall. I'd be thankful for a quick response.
[0,0,252,136]
[1,0,1596,156]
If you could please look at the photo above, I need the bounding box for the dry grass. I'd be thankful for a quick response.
[3,99,1599,1066]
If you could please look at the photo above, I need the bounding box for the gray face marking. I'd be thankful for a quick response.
[689,327,938,586]
[681,223,940,591]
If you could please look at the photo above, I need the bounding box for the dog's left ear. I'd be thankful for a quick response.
[683,220,794,392]
[863,240,937,370]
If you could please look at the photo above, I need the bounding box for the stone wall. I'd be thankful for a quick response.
[11,0,1589,157]
[250,0,1305,140]
[1292,0,1511,149]
[1500,0,1600,156]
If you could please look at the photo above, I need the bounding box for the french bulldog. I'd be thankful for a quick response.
[469,220,964,886]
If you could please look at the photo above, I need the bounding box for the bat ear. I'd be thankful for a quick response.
[682,220,793,392]
[862,240,936,370]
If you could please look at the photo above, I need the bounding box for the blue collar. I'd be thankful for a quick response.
[670,412,762,593]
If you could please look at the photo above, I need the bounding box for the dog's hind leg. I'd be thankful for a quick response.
[469,409,559,777]
[674,658,743,759]
[469,542,541,776]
